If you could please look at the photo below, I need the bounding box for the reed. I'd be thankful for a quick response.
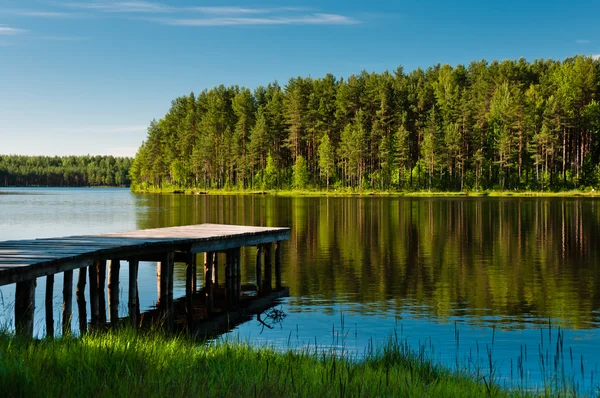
[1,324,589,397]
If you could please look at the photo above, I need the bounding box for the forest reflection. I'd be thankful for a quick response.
[134,194,600,329]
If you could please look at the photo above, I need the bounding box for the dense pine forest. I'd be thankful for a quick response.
[0,155,132,187]
[130,56,600,192]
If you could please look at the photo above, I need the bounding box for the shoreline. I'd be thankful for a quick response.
[131,187,599,198]
[0,328,565,396]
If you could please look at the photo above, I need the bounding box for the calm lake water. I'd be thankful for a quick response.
[1,187,599,391]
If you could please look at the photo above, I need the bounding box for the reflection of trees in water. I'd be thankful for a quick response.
[135,195,600,329]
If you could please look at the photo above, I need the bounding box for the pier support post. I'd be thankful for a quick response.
[157,253,175,328]
[204,252,215,313]
[263,243,272,295]
[213,253,219,286]
[225,251,232,307]
[108,259,120,328]
[255,246,263,297]
[128,258,139,327]
[76,268,87,334]
[191,253,197,292]
[15,279,36,337]
[185,253,194,326]
[62,270,73,335]
[275,241,282,291]
[185,253,193,296]
[89,261,99,328]
[235,247,242,303]
[157,259,164,306]
[46,274,54,338]
[97,260,107,324]
[166,252,174,323]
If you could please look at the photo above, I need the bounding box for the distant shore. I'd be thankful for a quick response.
[131,187,599,198]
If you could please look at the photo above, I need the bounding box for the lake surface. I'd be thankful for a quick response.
[1,187,599,392]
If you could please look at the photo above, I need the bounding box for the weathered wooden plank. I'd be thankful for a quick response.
[15,279,36,337]
[62,270,73,335]
[46,274,54,338]
[0,258,93,286]
[189,230,290,254]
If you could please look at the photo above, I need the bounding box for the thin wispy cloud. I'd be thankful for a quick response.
[593,54,600,60]
[57,2,359,26]
[190,7,308,15]
[61,1,173,13]
[161,13,358,27]
[576,39,591,44]
[0,25,27,35]
[1,9,76,18]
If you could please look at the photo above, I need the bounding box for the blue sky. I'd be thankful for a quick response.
[1,0,599,157]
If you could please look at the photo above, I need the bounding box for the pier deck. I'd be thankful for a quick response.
[0,224,291,337]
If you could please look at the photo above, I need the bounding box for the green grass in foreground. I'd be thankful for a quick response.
[0,329,569,397]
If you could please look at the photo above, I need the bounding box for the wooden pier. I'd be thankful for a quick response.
[0,224,290,337]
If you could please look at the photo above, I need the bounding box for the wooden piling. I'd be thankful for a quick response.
[275,241,282,290]
[263,243,272,294]
[185,255,193,299]
[225,250,232,307]
[157,259,165,306]
[15,279,36,337]
[166,252,174,317]
[97,260,107,324]
[62,270,73,335]
[185,254,194,326]
[128,258,139,327]
[230,249,237,304]
[213,252,219,285]
[158,252,175,328]
[88,261,99,328]
[45,274,54,338]
[235,247,242,303]
[76,267,87,334]
[191,253,197,292]
[204,252,214,313]
[256,246,262,296]
[108,259,120,328]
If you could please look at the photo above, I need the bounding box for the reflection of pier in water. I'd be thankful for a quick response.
[0,224,290,337]
[141,284,290,338]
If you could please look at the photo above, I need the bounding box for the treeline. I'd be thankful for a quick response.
[130,56,600,192]
[0,155,133,187]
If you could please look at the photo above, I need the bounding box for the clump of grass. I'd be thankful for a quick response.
[0,327,538,398]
